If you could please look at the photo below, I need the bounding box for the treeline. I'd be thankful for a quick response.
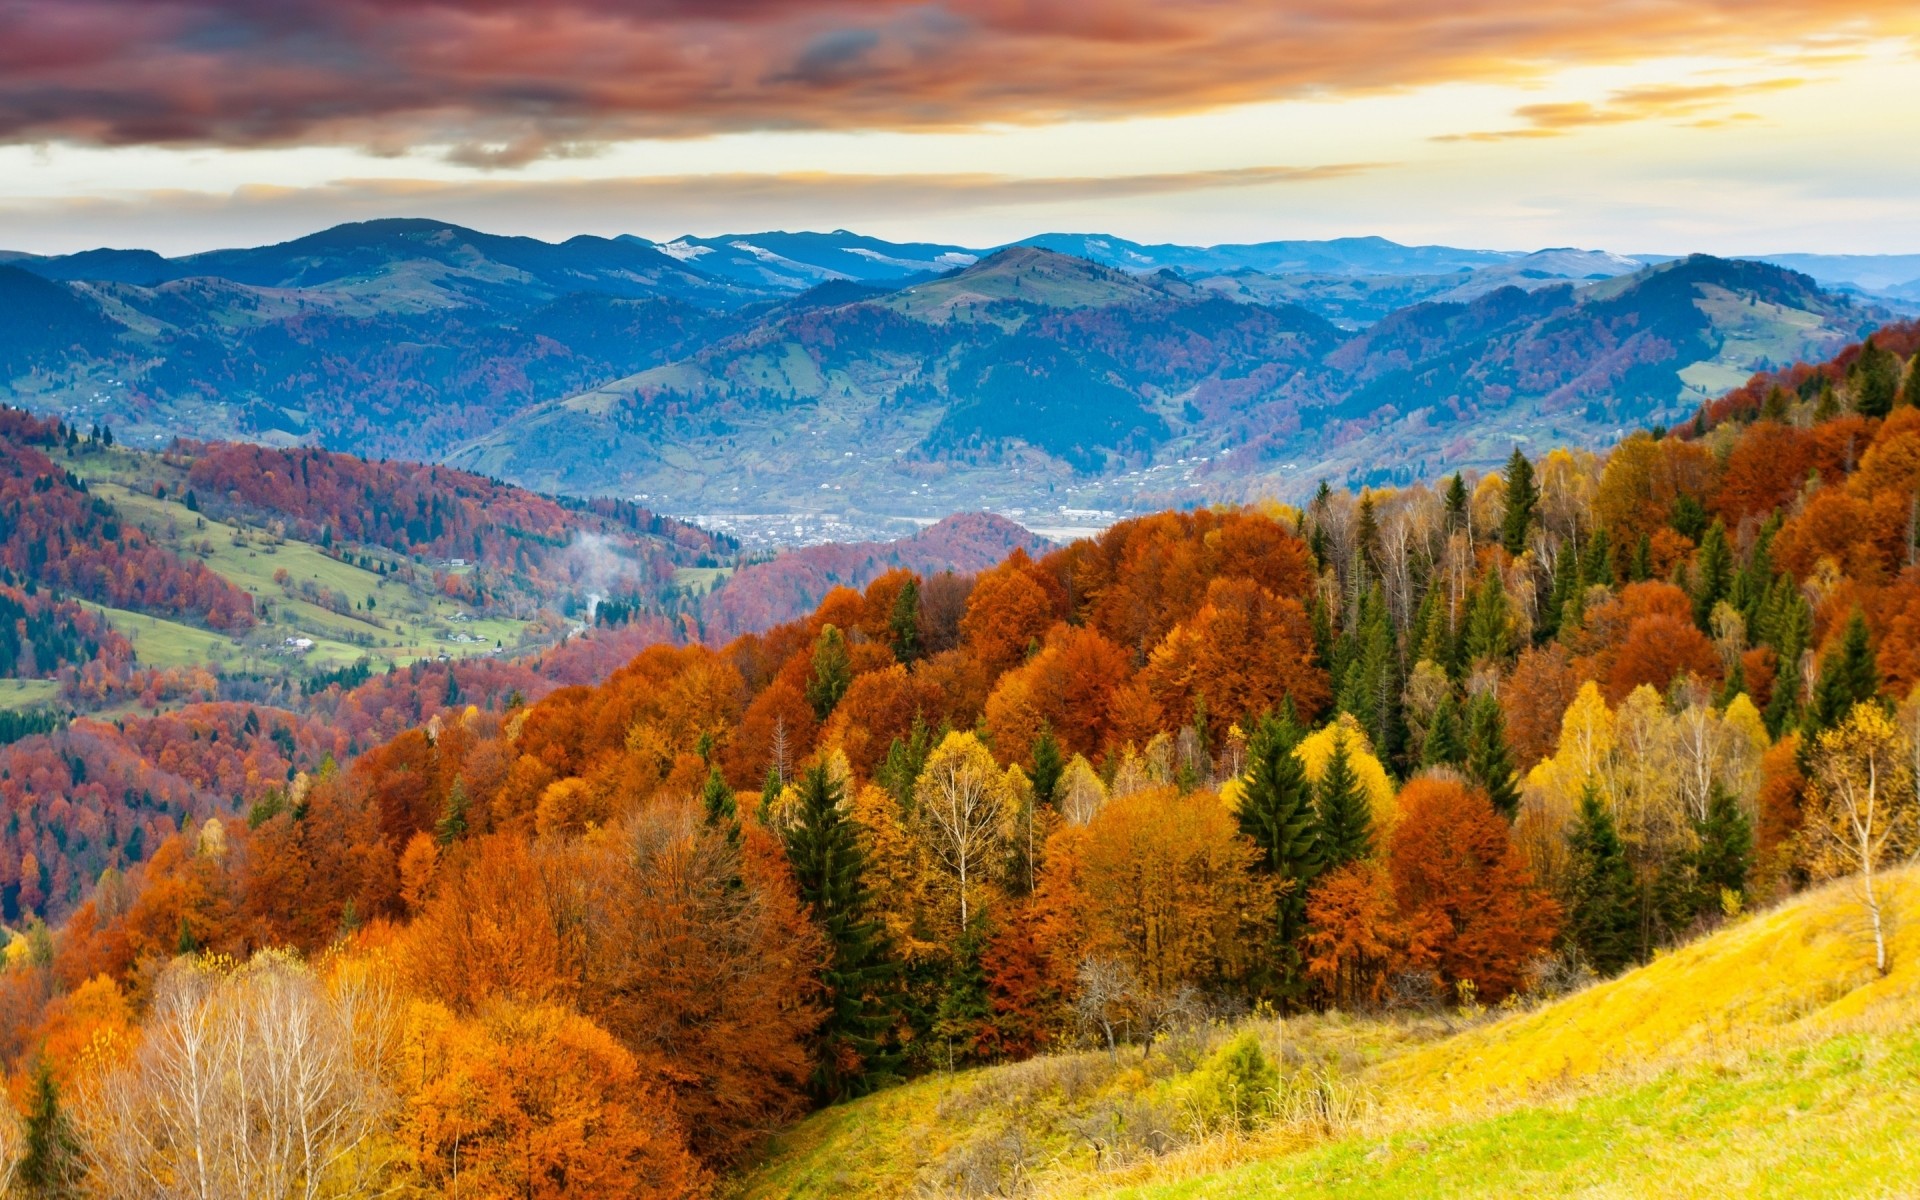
[0,327,1913,1195]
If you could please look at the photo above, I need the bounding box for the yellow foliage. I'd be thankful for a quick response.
[1293,716,1395,833]
[1375,867,1920,1111]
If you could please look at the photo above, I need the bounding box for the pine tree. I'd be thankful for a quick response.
[1315,733,1373,870]
[805,624,854,721]
[1630,532,1652,582]
[1421,690,1467,769]
[759,764,783,824]
[1501,447,1538,557]
[1692,784,1753,912]
[784,762,901,1101]
[889,576,922,664]
[1808,609,1879,731]
[1564,785,1640,976]
[1903,353,1920,408]
[1691,519,1732,629]
[1236,709,1320,1002]
[1464,691,1521,820]
[434,777,469,846]
[1029,727,1063,809]
[16,1059,81,1199]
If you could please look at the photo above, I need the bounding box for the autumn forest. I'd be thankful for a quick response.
[0,324,1916,1197]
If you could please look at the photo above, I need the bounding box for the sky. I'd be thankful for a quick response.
[2,1,1917,257]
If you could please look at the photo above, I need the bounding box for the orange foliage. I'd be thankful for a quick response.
[1388,775,1559,1002]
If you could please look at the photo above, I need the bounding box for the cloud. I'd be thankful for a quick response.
[1433,77,1809,142]
[0,1,1911,158]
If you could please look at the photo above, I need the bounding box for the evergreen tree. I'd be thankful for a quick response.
[1808,608,1880,731]
[932,923,991,1069]
[1630,532,1652,582]
[1542,542,1580,640]
[1444,472,1469,528]
[1691,519,1733,629]
[784,762,901,1100]
[1464,691,1521,820]
[889,576,922,664]
[1564,785,1640,976]
[1904,352,1920,408]
[1236,709,1320,1002]
[1501,448,1538,557]
[759,764,783,825]
[1761,384,1792,422]
[1421,690,1467,769]
[1315,734,1373,870]
[1692,784,1753,912]
[877,715,934,807]
[434,777,469,846]
[16,1059,81,1199]
[1463,569,1514,665]
[1335,589,1399,759]
[1851,335,1900,418]
[1582,526,1615,589]
[805,624,854,721]
[701,764,738,828]
[1029,727,1064,809]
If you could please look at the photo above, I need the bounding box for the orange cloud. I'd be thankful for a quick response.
[0,2,1908,158]
[1435,76,1808,141]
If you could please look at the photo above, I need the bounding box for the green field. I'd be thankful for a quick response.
[46,447,545,697]
[0,679,61,712]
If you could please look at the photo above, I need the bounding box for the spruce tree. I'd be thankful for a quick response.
[1029,727,1064,809]
[701,764,737,828]
[889,576,922,664]
[1808,609,1879,732]
[16,1059,81,1199]
[1691,519,1732,629]
[805,624,854,720]
[1463,569,1514,666]
[1564,785,1640,976]
[1465,691,1521,820]
[1421,690,1467,769]
[759,764,783,825]
[1444,472,1469,528]
[1315,734,1373,870]
[1501,447,1538,557]
[434,777,469,846]
[1542,542,1579,640]
[1236,710,1320,1002]
[784,762,901,1101]
[1692,784,1753,913]
[1582,526,1615,589]
[1851,335,1899,418]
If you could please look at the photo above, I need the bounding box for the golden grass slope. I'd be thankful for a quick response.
[734,868,1920,1200]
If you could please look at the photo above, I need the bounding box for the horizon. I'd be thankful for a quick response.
[3,3,1918,258]
[7,213,1920,265]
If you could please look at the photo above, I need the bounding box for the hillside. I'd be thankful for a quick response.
[738,868,1920,1199]
[454,250,1878,520]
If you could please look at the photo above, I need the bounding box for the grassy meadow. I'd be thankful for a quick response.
[736,869,1920,1200]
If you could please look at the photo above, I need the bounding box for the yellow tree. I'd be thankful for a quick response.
[912,732,1014,930]
[1801,704,1919,975]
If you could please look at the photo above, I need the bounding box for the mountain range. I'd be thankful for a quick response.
[0,219,1903,540]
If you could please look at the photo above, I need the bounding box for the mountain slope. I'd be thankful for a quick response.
[737,868,1920,1199]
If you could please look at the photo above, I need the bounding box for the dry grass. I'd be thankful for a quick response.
[737,869,1920,1200]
